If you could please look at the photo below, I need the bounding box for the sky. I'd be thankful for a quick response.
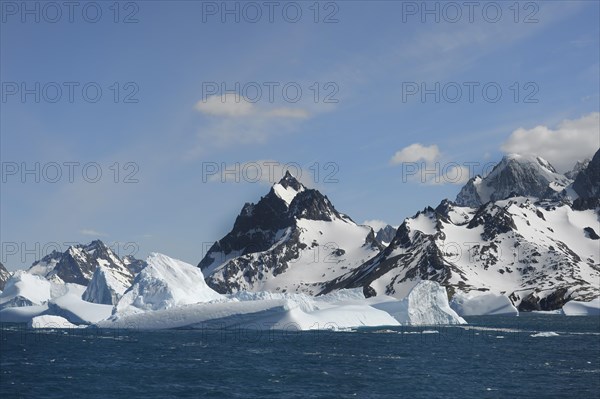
[1,0,599,270]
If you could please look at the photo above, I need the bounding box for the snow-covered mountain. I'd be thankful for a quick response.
[321,197,599,310]
[27,240,141,287]
[565,159,590,180]
[0,262,11,291]
[198,171,382,295]
[375,225,397,246]
[455,154,571,207]
[320,150,600,311]
[573,149,600,199]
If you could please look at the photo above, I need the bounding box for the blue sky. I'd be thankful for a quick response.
[1,1,599,270]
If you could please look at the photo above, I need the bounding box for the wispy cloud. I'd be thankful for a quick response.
[189,94,311,156]
[80,229,107,237]
[390,143,471,186]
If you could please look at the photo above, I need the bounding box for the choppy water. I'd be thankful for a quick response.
[1,314,599,398]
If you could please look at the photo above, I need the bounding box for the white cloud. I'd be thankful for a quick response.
[362,219,391,231]
[390,143,440,164]
[501,112,600,172]
[390,144,474,186]
[80,229,107,237]
[195,93,254,117]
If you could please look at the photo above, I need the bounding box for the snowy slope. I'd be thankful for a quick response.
[199,171,382,295]
[321,197,600,311]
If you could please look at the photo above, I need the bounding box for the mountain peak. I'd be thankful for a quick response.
[272,171,305,206]
[455,153,570,207]
[278,170,304,189]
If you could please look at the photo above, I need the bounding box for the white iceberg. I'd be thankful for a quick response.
[113,253,224,316]
[28,315,81,329]
[0,271,52,308]
[371,281,466,325]
[82,265,133,305]
[47,293,113,324]
[100,279,464,331]
[0,305,49,323]
[100,296,400,331]
[450,292,519,316]
[562,298,600,316]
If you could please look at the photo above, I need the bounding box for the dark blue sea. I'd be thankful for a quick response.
[1,314,599,398]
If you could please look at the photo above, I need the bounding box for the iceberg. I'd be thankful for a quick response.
[371,281,466,325]
[0,305,49,323]
[450,292,519,316]
[28,315,81,329]
[100,279,464,331]
[562,298,600,316]
[47,293,113,324]
[113,253,224,316]
[100,296,400,331]
[82,265,132,305]
[0,271,52,308]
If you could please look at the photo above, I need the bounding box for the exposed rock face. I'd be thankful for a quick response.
[375,225,397,246]
[573,149,600,199]
[27,240,141,287]
[198,171,382,295]
[123,255,148,276]
[565,159,590,180]
[455,154,571,207]
[0,262,11,291]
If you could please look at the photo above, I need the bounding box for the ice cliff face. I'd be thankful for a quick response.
[82,264,134,305]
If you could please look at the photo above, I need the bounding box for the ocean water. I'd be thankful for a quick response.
[1,314,599,398]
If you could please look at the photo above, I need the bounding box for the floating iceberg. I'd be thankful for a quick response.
[450,292,519,316]
[113,253,224,316]
[562,298,600,316]
[28,315,81,329]
[0,271,53,308]
[47,293,113,324]
[370,281,466,325]
[82,265,133,305]
[100,279,463,330]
